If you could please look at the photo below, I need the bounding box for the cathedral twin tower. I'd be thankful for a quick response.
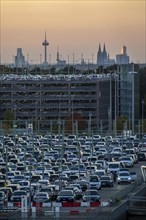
[97,43,109,66]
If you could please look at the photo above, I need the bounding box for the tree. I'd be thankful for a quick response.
[3,109,15,134]
[116,115,128,132]
[64,112,87,134]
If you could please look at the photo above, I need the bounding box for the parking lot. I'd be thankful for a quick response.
[0,132,146,216]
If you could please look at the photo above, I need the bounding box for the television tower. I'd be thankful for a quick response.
[42,31,49,65]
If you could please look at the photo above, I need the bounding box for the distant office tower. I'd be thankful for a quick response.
[42,32,49,65]
[97,43,115,66]
[15,48,26,67]
[116,46,130,64]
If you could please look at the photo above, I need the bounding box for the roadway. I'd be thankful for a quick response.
[99,161,146,204]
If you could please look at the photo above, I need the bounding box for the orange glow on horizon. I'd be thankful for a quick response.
[1,0,145,63]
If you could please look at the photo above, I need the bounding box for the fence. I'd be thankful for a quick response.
[0,119,145,138]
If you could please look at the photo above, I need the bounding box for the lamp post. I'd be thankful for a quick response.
[129,103,131,134]
[142,99,144,139]
[88,112,92,137]
[108,107,111,135]
[71,98,74,135]
[114,75,117,137]
[58,100,61,143]
[29,146,32,214]
[109,73,112,135]
[13,104,17,133]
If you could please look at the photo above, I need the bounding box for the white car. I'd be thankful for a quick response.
[119,156,134,168]
[89,175,101,190]
[107,162,121,173]
[130,171,137,181]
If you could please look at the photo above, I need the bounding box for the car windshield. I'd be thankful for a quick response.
[85,190,98,195]
[119,173,130,176]
[90,177,99,182]
[59,190,73,196]
[13,191,26,195]
[101,176,110,180]
[109,164,119,168]
[35,195,47,198]
[122,157,131,161]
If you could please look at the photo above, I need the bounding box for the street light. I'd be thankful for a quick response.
[128,103,131,135]
[114,74,117,137]
[108,107,111,135]
[88,112,92,137]
[142,99,144,139]
[71,97,74,135]
[13,104,17,132]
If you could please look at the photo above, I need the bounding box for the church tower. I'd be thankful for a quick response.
[97,43,109,66]
[103,43,107,64]
[97,43,103,66]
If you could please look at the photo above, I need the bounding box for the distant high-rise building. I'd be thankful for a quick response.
[116,46,130,64]
[15,48,26,67]
[42,31,49,65]
[97,43,115,66]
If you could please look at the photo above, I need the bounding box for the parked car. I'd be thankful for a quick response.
[89,175,101,190]
[0,191,7,206]
[76,180,89,192]
[83,190,100,202]
[64,186,82,200]
[130,171,137,181]
[119,157,134,168]
[137,152,146,161]
[107,162,121,173]
[33,192,50,203]
[0,187,13,201]
[12,175,25,184]
[40,186,54,201]
[7,184,20,192]
[100,175,114,187]
[10,190,28,202]
[56,190,76,202]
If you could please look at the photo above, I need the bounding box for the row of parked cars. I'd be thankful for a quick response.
[0,133,145,206]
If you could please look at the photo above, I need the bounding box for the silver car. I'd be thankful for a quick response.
[117,171,132,184]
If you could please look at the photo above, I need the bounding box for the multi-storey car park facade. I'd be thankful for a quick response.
[0,63,140,135]
[0,73,115,134]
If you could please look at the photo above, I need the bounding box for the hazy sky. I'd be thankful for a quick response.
[1,0,146,64]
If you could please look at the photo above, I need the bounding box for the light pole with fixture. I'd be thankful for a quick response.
[142,99,144,139]
[88,112,92,137]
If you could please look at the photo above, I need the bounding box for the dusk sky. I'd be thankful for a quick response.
[1,0,146,64]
